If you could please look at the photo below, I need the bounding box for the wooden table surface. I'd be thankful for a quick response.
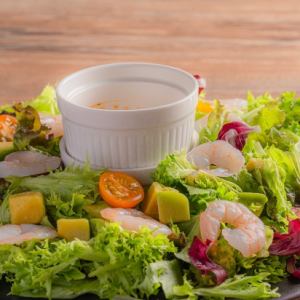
[1,0,300,103]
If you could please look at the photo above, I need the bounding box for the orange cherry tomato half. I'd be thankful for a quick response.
[99,171,144,208]
[0,114,18,141]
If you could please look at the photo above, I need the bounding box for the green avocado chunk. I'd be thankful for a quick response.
[157,191,190,224]
[142,182,178,219]
[83,201,108,218]
[0,141,14,160]
[238,192,268,216]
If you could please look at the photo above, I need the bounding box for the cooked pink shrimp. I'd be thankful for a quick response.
[199,200,266,257]
[0,224,57,245]
[100,208,172,236]
[187,140,245,177]
[39,114,63,137]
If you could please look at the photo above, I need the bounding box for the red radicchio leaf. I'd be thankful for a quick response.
[292,207,300,219]
[188,236,227,285]
[217,121,254,150]
[287,256,300,279]
[269,219,300,255]
[289,218,300,233]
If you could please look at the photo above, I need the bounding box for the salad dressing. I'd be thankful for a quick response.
[89,99,143,110]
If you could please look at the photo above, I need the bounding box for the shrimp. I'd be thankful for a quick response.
[0,224,57,245]
[187,140,245,177]
[100,208,172,236]
[39,114,64,137]
[199,200,266,257]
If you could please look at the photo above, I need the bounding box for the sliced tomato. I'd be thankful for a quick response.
[0,114,17,141]
[99,171,144,208]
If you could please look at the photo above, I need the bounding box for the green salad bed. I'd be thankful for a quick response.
[0,88,299,299]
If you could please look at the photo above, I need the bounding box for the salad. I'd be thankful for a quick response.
[0,86,299,299]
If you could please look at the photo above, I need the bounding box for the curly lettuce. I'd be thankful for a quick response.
[243,91,300,139]
[0,86,60,157]
[0,165,102,224]
[24,85,60,116]
[153,152,241,214]
[0,223,176,299]
[174,273,279,300]
[199,100,226,143]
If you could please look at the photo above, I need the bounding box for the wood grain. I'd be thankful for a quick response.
[1,0,300,103]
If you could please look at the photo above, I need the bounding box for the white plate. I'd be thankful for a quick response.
[59,138,155,185]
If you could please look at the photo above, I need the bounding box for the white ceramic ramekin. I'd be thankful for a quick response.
[56,63,198,178]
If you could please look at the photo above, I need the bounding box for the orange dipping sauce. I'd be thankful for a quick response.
[89,99,143,110]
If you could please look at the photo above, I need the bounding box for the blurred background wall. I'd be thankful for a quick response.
[1,0,300,102]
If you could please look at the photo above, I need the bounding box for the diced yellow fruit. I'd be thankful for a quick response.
[57,218,90,241]
[142,182,163,219]
[142,182,178,219]
[246,158,264,171]
[9,191,45,224]
[83,202,109,218]
[197,101,213,113]
[157,191,190,224]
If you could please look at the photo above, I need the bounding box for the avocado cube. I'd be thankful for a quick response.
[238,192,268,216]
[0,142,14,161]
[83,202,109,218]
[157,191,190,224]
[9,191,45,224]
[142,182,179,219]
[57,218,90,241]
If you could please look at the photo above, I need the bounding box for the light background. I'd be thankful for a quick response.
[1,0,300,102]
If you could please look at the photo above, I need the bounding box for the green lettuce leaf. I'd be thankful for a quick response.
[13,104,50,151]
[86,224,177,299]
[242,136,296,230]
[0,86,59,116]
[199,100,225,143]
[140,260,182,299]
[174,273,279,300]
[267,146,300,198]
[246,91,275,111]
[0,86,60,156]
[229,169,265,194]
[7,165,100,200]
[268,128,299,151]
[182,172,241,214]
[280,91,300,124]
[152,152,196,188]
[245,256,287,284]
[0,223,176,299]
[0,165,102,224]
[153,152,241,214]
[243,92,285,132]
[10,103,60,155]
[243,91,300,141]
[249,158,291,231]
[253,103,285,132]
[24,85,60,116]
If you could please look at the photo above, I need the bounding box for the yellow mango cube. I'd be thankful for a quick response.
[57,218,90,241]
[9,191,45,224]
[142,182,163,219]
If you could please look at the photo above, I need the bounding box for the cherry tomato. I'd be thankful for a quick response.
[99,171,144,208]
[0,114,17,141]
